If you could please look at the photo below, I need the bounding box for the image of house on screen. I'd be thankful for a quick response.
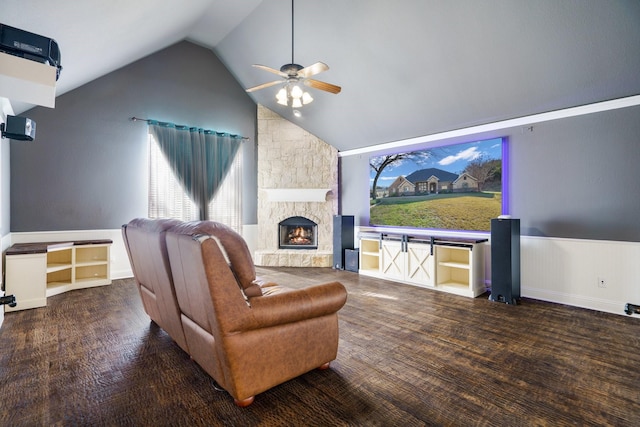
[387,168,479,197]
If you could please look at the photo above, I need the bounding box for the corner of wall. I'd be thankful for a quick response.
[0,289,4,329]
[1,97,14,121]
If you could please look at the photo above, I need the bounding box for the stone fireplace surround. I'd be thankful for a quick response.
[254,105,338,267]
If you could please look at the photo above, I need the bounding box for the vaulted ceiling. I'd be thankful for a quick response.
[4,0,640,152]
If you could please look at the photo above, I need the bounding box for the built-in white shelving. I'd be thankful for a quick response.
[4,240,112,312]
[359,233,486,298]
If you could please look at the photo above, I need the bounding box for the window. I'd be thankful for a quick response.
[148,133,243,232]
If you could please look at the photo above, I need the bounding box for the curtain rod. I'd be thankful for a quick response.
[130,117,249,140]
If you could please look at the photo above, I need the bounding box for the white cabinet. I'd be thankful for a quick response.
[5,240,112,312]
[4,252,47,311]
[359,233,486,297]
[46,243,111,297]
[435,244,486,298]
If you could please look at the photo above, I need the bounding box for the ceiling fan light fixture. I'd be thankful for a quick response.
[291,97,303,108]
[290,84,303,99]
[302,91,313,105]
[276,87,288,105]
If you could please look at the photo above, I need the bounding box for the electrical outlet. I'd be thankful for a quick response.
[597,277,607,288]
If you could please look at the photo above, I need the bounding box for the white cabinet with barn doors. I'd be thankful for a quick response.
[359,232,487,298]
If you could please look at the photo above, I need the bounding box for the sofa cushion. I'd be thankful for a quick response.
[169,221,262,296]
[122,217,188,352]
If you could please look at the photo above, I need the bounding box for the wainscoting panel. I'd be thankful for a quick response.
[521,236,640,316]
[6,230,639,318]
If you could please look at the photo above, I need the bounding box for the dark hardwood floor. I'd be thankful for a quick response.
[1,267,638,426]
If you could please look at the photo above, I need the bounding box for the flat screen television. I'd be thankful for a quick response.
[369,137,507,232]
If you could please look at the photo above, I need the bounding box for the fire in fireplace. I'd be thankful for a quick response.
[279,216,318,249]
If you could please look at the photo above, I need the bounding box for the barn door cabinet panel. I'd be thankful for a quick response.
[380,237,435,287]
[358,232,486,297]
[405,238,436,287]
[4,240,112,312]
[380,237,406,281]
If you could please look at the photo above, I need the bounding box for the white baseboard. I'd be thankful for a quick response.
[522,286,630,316]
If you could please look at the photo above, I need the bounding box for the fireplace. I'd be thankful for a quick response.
[279,216,318,249]
[254,105,338,267]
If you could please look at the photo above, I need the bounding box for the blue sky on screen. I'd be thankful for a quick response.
[370,137,503,187]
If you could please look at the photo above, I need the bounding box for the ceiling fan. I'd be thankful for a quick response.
[245,0,341,109]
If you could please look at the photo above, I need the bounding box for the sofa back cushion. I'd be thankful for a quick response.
[166,225,252,335]
[169,221,262,297]
[122,218,188,351]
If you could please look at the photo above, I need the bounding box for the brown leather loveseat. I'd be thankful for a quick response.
[123,218,348,406]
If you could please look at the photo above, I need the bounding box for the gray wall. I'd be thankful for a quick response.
[10,41,257,232]
[10,37,640,242]
[340,105,640,243]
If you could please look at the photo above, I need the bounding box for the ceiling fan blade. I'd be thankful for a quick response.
[252,64,288,78]
[305,79,342,94]
[246,80,283,93]
[297,62,329,78]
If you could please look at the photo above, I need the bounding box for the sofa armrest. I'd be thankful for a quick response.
[230,281,347,333]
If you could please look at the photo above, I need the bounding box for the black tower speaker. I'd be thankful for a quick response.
[333,215,355,270]
[489,218,521,304]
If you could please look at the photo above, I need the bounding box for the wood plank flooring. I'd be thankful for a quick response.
[0,267,639,426]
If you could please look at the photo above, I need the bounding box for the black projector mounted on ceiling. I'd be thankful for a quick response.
[0,23,62,80]
[1,115,36,141]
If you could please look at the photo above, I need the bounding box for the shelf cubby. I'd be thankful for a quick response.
[359,238,381,275]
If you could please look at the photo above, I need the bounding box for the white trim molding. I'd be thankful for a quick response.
[262,188,331,202]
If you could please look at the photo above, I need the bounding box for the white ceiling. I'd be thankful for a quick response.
[3,0,262,112]
[3,0,640,152]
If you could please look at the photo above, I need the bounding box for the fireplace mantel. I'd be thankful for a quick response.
[263,188,331,203]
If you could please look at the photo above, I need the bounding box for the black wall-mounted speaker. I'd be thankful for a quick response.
[1,115,36,141]
[333,215,354,270]
[489,218,521,304]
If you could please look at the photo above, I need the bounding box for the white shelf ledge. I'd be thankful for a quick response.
[0,52,57,108]
[263,188,331,202]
